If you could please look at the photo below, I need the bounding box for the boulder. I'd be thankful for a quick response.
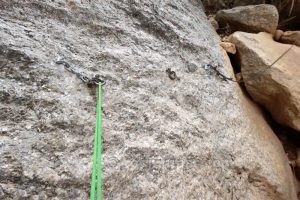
[216,4,279,33]
[208,0,300,29]
[279,31,300,47]
[0,0,297,199]
[230,32,300,131]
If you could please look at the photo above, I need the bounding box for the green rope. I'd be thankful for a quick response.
[90,84,102,200]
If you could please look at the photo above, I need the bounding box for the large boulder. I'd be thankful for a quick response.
[233,0,300,29]
[230,32,300,131]
[216,4,279,33]
[0,0,297,199]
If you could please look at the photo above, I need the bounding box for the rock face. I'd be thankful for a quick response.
[0,1,297,199]
[230,32,300,132]
[279,31,300,47]
[216,4,279,33]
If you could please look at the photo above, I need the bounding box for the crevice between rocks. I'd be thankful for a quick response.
[225,21,300,200]
[227,32,300,198]
[202,2,300,198]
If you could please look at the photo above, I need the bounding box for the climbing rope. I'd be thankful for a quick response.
[90,84,102,200]
[55,58,104,199]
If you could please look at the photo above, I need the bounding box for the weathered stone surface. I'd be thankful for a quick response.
[216,4,279,33]
[208,15,219,30]
[279,31,300,47]
[203,0,300,29]
[230,32,300,132]
[220,42,236,54]
[0,1,297,200]
[274,29,284,41]
[232,0,300,28]
[235,72,243,82]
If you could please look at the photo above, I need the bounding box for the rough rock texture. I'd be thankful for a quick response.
[220,42,236,54]
[274,29,284,41]
[0,0,297,199]
[274,30,300,47]
[233,0,300,29]
[230,32,300,132]
[216,4,279,33]
[233,0,300,28]
[203,0,300,29]
[279,31,300,47]
[208,15,219,30]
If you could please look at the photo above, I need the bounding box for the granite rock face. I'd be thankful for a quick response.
[0,0,297,199]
